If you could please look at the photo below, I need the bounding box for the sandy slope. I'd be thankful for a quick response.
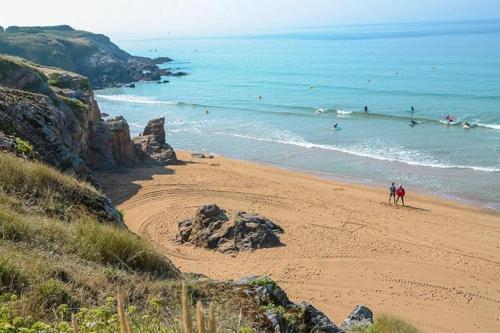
[98,151,500,333]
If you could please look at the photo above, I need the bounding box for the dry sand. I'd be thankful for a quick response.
[98,151,500,333]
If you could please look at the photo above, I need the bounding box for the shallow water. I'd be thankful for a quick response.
[96,20,500,209]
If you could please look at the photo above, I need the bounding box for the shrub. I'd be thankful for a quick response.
[74,221,179,278]
[251,276,277,289]
[13,137,33,156]
[0,257,28,292]
[35,279,72,310]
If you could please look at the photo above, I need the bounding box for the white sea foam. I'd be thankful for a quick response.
[96,94,178,105]
[477,123,500,130]
[212,130,500,172]
[336,110,353,115]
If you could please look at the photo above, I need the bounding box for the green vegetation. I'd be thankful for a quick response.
[353,315,420,333]
[48,72,90,91]
[0,25,133,87]
[0,152,267,331]
[250,276,277,289]
[75,221,176,277]
[13,137,33,156]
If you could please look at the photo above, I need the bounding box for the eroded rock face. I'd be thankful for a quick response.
[177,204,283,252]
[0,87,89,173]
[88,116,138,169]
[133,117,177,166]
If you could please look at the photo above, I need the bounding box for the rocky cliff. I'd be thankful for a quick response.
[0,25,173,88]
[0,55,176,178]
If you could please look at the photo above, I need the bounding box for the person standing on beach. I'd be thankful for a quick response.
[396,184,406,206]
[389,182,396,205]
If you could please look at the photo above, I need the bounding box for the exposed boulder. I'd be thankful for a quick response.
[238,275,345,333]
[340,305,373,331]
[297,302,344,333]
[133,117,177,166]
[177,204,283,253]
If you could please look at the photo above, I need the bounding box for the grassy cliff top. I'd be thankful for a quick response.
[0,54,90,92]
[0,25,130,69]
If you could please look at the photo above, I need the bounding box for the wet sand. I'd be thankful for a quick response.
[98,151,500,333]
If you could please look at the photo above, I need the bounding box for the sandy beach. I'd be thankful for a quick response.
[98,151,500,333]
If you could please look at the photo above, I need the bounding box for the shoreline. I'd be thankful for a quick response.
[177,149,499,213]
[98,150,500,333]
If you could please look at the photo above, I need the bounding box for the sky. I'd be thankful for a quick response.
[1,0,500,38]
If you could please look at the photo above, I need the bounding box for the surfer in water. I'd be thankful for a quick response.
[409,120,418,127]
[411,106,415,113]
[333,123,339,130]
[364,106,368,113]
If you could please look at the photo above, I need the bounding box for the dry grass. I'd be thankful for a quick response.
[75,220,179,277]
[0,153,110,222]
[0,153,267,331]
[182,282,193,333]
[353,314,420,333]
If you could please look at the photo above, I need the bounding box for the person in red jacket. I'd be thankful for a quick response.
[396,184,406,206]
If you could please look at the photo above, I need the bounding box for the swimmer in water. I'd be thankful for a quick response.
[364,106,368,113]
[333,123,338,129]
[410,120,418,127]
[205,109,209,114]
[411,106,415,113]
[258,96,262,100]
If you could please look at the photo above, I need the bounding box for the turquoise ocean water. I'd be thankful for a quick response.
[96,20,500,209]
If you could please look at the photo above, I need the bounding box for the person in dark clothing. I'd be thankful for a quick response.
[389,182,396,205]
[364,106,368,113]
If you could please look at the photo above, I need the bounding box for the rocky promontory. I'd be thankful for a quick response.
[0,25,175,88]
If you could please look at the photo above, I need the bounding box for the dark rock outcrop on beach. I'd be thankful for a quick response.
[133,117,178,166]
[238,275,348,333]
[0,25,174,88]
[177,204,283,252]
